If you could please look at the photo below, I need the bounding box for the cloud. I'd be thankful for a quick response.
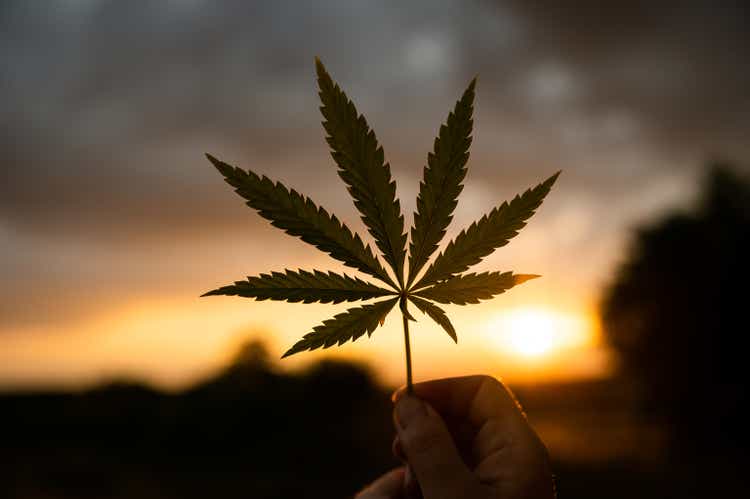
[1,0,748,329]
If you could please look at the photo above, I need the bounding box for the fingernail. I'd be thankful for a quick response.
[396,395,427,429]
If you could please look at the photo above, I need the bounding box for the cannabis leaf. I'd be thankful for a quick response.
[282,298,399,358]
[205,154,398,289]
[203,269,395,304]
[203,57,559,391]
[412,272,540,305]
[412,172,559,290]
[316,59,407,288]
[407,78,475,288]
[408,295,457,343]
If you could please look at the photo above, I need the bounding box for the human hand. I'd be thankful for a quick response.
[391,375,554,499]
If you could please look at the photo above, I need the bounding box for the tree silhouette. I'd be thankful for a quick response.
[602,163,750,455]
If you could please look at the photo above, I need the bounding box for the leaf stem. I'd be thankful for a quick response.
[402,311,414,394]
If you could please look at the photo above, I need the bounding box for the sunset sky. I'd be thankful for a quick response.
[2,1,748,390]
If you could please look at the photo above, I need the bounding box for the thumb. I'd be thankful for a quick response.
[394,395,477,498]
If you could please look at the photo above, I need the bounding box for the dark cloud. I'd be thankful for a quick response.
[1,0,748,328]
[499,1,750,147]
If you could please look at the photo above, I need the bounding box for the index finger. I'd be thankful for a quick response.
[393,375,525,429]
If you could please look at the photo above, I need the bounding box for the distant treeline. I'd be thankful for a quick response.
[2,348,395,499]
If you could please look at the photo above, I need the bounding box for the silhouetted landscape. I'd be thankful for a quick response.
[0,347,659,499]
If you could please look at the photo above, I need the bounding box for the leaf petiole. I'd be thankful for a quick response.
[402,310,414,394]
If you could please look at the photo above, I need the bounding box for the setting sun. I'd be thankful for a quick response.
[483,307,593,360]
[502,310,558,357]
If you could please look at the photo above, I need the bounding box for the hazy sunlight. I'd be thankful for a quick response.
[483,307,592,361]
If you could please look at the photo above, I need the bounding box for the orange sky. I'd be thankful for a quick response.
[0,195,615,391]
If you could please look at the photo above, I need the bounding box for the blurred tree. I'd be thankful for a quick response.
[602,163,750,456]
[229,338,272,372]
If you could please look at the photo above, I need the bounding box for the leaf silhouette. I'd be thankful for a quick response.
[206,154,397,290]
[408,295,457,343]
[203,58,560,391]
[202,269,395,304]
[414,272,539,305]
[316,58,407,286]
[407,78,475,288]
[412,172,559,290]
[282,297,398,357]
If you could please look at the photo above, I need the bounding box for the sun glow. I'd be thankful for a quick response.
[483,307,593,360]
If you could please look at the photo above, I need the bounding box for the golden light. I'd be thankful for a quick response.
[483,307,592,360]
